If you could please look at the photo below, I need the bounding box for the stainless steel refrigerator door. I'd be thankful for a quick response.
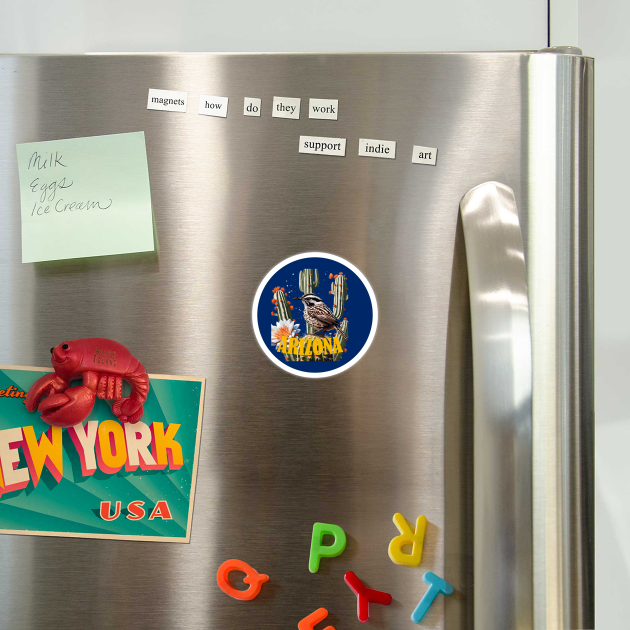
[0,52,593,629]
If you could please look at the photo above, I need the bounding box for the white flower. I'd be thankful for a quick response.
[271,320,300,348]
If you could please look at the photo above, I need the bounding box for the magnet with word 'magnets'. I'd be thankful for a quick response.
[298,608,335,630]
[388,512,427,567]
[216,559,269,601]
[308,522,347,573]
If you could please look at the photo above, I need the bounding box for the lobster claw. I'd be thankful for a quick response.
[37,386,96,428]
[25,373,67,413]
[112,398,144,424]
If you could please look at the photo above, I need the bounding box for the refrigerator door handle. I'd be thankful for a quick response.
[460,181,533,629]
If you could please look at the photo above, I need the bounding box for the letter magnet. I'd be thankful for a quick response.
[217,559,269,601]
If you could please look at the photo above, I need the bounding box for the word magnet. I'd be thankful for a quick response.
[411,145,438,165]
[308,98,338,120]
[358,138,396,159]
[388,512,427,566]
[299,136,346,157]
[147,88,187,112]
[198,95,228,118]
[272,96,300,119]
[216,559,269,601]
[309,522,346,573]
[244,97,262,116]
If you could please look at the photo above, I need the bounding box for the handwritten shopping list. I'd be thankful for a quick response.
[16,132,154,263]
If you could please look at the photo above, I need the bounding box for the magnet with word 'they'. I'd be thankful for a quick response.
[216,559,269,601]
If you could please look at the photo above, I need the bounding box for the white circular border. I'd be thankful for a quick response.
[252,252,379,379]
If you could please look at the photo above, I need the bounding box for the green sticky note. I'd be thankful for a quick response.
[16,132,155,263]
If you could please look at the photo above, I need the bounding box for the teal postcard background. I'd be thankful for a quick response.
[0,367,204,542]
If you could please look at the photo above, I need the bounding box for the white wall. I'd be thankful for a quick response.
[577,1,629,627]
[0,0,547,53]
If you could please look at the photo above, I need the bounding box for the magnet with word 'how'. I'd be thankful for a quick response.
[216,559,269,601]
[388,512,427,567]
[298,608,335,630]
[344,571,392,622]
[410,572,454,623]
[309,522,347,573]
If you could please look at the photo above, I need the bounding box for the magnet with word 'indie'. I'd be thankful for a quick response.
[344,571,392,622]
[216,559,269,601]
[411,572,454,623]
[298,608,335,630]
[309,522,347,573]
[25,338,149,428]
[388,512,427,567]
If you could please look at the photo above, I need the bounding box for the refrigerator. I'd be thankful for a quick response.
[0,50,593,629]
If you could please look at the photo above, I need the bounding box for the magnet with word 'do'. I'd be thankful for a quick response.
[216,559,269,601]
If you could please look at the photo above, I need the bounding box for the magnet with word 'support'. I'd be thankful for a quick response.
[216,559,269,601]
[388,512,427,567]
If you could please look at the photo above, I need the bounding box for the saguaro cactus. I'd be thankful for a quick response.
[299,269,320,333]
[273,288,297,362]
[274,288,291,321]
[299,269,319,294]
[333,320,349,361]
[331,274,348,320]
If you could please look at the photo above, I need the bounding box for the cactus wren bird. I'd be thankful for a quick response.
[294,293,348,341]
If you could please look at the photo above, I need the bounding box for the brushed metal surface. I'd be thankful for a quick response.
[460,182,533,630]
[527,52,595,629]
[0,52,593,629]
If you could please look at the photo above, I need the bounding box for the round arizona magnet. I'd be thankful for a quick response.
[252,253,378,378]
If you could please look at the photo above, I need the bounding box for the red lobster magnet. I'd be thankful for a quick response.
[26,338,149,428]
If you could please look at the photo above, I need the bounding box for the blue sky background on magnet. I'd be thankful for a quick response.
[256,256,374,373]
